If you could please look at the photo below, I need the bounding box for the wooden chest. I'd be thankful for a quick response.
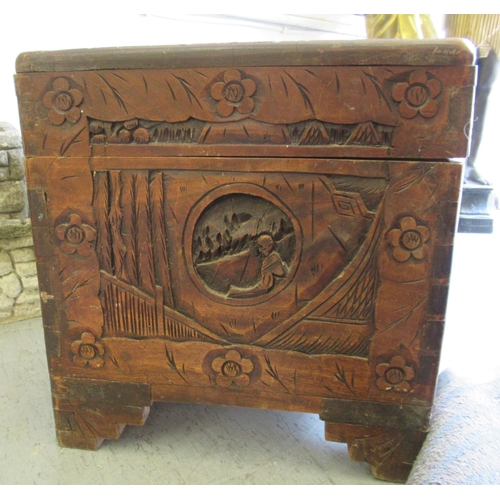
[15,39,475,482]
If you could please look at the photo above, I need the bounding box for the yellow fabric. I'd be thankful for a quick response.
[365,14,500,58]
[445,15,500,58]
[365,14,437,39]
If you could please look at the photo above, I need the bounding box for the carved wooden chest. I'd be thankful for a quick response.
[15,39,475,482]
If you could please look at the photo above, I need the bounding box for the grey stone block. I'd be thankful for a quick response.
[15,260,37,278]
[0,272,22,299]
[13,288,41,318]
[13,301,41,318]
[0,167,9,181]
[15,289,41,306]
[0,294,14,313]
[0,151,8,167]
[0,249,13,276]
[0,220,32,239]
[0,234,34,250]
[11,247,35,263]
[0,181,25,213]
[8,150,25,181]
[0,123,22,150]
[21,274,39,290]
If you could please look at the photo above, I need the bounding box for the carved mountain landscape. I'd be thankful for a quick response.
[193,193,296,297]
[89,117,395,148]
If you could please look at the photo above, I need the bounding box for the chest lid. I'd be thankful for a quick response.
[15,39,476,160]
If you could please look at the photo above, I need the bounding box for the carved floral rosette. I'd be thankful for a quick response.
[391,70,442,119]
[71,332,105,369]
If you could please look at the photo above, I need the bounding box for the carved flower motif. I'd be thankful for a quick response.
[392,71,442,119]
[43,78,83,125]
[376,356,414,393]
[386,216,430,262]
[212,350,254,387]
[71,332,105,369]
[55,214,96,256]
[211,70,256,117]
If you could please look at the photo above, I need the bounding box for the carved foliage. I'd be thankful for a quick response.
[28,66,468,160]
[93,170,157,295]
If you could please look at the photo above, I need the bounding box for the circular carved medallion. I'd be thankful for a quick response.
[384,367,405,385]
[221,360,243,378]
[401,230,422,250]
[184,184,301,306]
[65,225,85,245]
[79,344,97,359]
[224,83,245,103]
[405,84,429,108]
[55,92,74,111]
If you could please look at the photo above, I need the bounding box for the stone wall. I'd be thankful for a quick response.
[0,122,40,324]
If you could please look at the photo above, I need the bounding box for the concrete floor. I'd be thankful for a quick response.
[1,214,498,485]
